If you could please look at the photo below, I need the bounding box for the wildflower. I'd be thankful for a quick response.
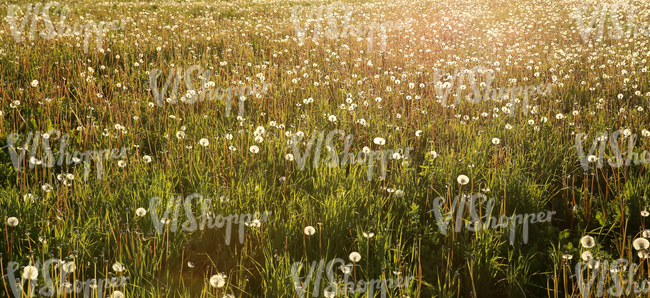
[31,80,39,87]
[587,259,600,269]
[457,175,470,185]
[304,226,316,235]
[22,266,38,279]
[492,138,500,145]
[143,155,152,163]
[209,273,227,288]
[118,160,127,168]
[588,155,598,163]
[112,262,125,272]
[62,261,76,273]
[415,130,423,137]
[328,115,337,122]
[136,208,147,217]
[395,190,405,197]
[581,251,593,261]
[7,217,19,227]
[633,238,650,250]
[363,232,375,238]
[250,146,260,153]
[176,131,186,140]
[42,183,53,192]
[340,265,351,274]
[23,194,35,203]
[373,137,386,145]
[285,154,294,161]
[642,209,650,217]
[643,229,650,238]
[199,138,210,147]
[580,236,595,248]
[110,291,124,298]
[187,262,195,268]
[349,252,361,262]
[429,151,438,159]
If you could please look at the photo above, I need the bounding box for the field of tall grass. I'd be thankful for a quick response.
[2,0,650,297]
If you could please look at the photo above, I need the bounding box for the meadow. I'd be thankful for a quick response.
[1,0,650,297]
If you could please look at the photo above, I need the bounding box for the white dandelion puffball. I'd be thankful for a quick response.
[328,115,337,122]
[176,131,186,140]
[633,238,650,250]
[62,261,76,273]
[250,145,260,154]
[136,208,147,217]
[643,229,650,238]
[395,190,405,197]
[492,138,500,145]
[457,175,470,185]
[209,273,227,288]
[429,151,438,159]
[199,138,209,147]
[110,291,124,298]
[7,217,19,227]
[304,226,316,236]
[31,80,39,87]
[143,155,152,163]
[587,259,600,269]
[118,160,127,168]
[588,155,598,163]
[580,236,595,249]
[285,154,294,161]
[642,209,650,217]
[363,232,375,238]
[415,130,423,137]
[23,266,38,279]
[112,262,125,272]
[373,137,386,145]
[349,252,361,262]
[581,251,593,261]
